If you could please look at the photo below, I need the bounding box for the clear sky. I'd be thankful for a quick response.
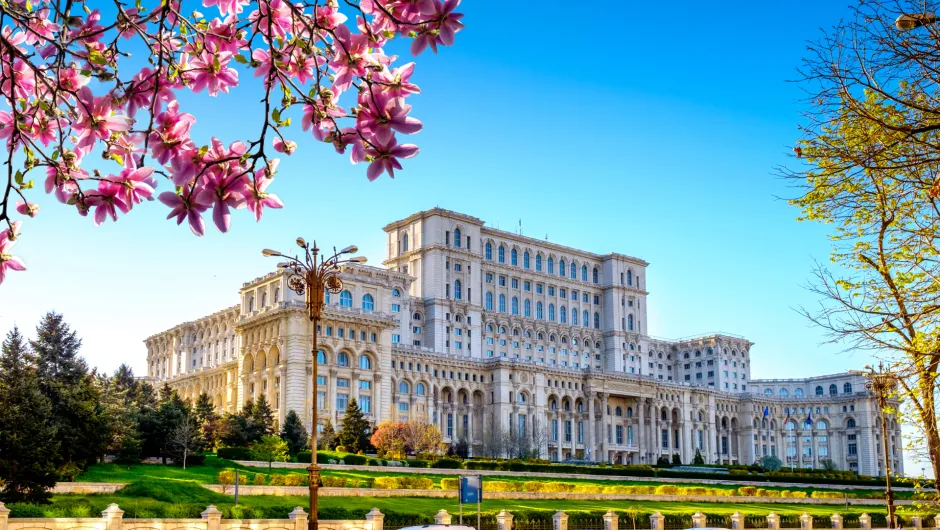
[0,1,930,476]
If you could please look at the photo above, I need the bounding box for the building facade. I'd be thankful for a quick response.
[144,208,903,476]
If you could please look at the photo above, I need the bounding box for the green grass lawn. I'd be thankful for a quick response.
[76,456,913,500]
[9,477,921,522]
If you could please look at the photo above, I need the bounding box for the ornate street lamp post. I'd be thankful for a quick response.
[852,363,898,529]
[262,239,366,530]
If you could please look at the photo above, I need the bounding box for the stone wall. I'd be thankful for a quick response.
[0,504,384,530]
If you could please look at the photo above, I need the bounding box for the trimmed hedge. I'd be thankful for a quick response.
[343,454,367,465]
[406,459,429,468]
[430,458,463,469]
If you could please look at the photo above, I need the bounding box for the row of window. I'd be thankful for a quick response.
[484,293,602,328]
[484,242,603,284]
[763,383,853,397]
[315,349,374,369]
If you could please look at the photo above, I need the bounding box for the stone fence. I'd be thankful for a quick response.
[233,461,918,492]
[199,484,914,506]
[0,503,384,530]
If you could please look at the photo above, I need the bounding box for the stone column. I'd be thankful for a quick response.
[767,513,780,530]
[650,512,664,530]
[800,513,813,530]
[290,507,308,530]
[102,503,124,530]
[554,511,569,530]
[682,420,693,464]
[601,393,610,462]
[555,412,563,462]
[588,397,596,461]
[859,514,871,530]
[0,502,9,530]
[604,510,618,530]
[691,512,706,529]
[366,508,384,530]
[831,514,843,530]
[202,505,222,530]
[933,515,940,530]
[496,510,514,530]
[731,512,744,530]
[435,510,453,525]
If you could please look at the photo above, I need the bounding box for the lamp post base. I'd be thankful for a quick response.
[308,464,320,530]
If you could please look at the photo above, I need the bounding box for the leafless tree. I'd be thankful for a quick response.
[168,418,204,470]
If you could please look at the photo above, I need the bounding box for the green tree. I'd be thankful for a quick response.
[671,453,681,466]
[318,420,335,451]
[337,398,371,453]
[195,392,220,450]
[760,455,783,472]
[655,455,671,467]
[0,327,59,503]
[166,415,205,469]
[156,391,191,464]
[692,450,704,465]
[32,313,107,469]
[281,410,309,455]
[252,435,289,470]
[250,395,276,436]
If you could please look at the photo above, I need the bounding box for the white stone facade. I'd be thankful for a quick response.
[144,208,903,476]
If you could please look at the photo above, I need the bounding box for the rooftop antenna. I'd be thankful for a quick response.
[518,219,523,236]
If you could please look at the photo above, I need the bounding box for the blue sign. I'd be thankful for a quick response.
[459,475,481,504]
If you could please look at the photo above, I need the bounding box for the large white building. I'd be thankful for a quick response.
[145,208,903,476]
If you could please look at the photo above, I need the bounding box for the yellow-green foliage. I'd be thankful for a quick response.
[483,480,523,492]
[253,473,266,485]
[780,490,808,498]
[523,481,545,492]
[283,474,303,487]
[374,477,399,489]
[654,485,680,495]
[572,484,602,494]
[738,487,758,496]
[398,476,433,489]
[269,475,285,486]
[811,491,844,499]
[441,478,459,490]
[217,470,247,486]
[322,477,348,488]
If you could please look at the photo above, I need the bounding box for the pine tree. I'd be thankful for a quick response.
[156,391,190,464]
[195,392,220,450]
[337,398,371,453]
[318,420,336,451]
[693,449,705,465]
[31,313,107,468]
[251,395,276,436]
[281,410,309,455]
[671,452,682,466]
[0,327,59,503]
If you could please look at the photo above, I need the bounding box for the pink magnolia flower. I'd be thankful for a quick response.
[273,137,296,155]
[70,9,104,42]
[196,170,248,233]
[0,27,27,54]
[202,0,250,17]
[83,181,130,225]
[149,100,196,165]
[0,221,26,284]
[58,65,90,92]
[363,135,419,181]
[205,17,247,53]
[329,25,371,94]
[111,166,157,206]
[30,114,60,147]
[24,8,60,45]
[302,100,346,141]
[15,200,39,218]
[159,188,210,236]
[44,164,88,203]
[245,163,284,221]
[108,133,146,168]
[126,67,175,117]
[357,92,423,144]
[73,87,133,156]
[410,0,464,56]
[249,0,292,40]
[374,62,421,97]
[169,147,203,186]
[185,50,239,96]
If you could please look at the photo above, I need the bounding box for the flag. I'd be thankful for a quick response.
[806,411,813,427]
[762,406,769,418]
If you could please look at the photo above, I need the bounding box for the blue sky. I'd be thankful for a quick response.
[1,1,929,474]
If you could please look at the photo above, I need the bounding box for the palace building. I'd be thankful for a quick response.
[144,208,903,476]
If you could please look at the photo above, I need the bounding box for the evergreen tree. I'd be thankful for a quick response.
[32,313,107,468]
[219,412,253,447]
[671,453,682,466]
[112,364,140,402]
[156,391,190,464]
[317,420,335,451]
[0,327,59,503]
[337,398,371,452]
[281,410,309,455]
[692,449,705,465]
[195,392,220,449]
[251,395,276,436]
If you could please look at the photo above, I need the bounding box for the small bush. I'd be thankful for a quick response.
[253,473,266,485]
[523,481,544,492]
[374,477,400,489]
[441,478,459,490]
[573,484,602,494]
[431,458,463,469]
[398,476,433,489]
[654,485,680,495]
[738,486,758,496]
[407,459,429,468]
[322,477,348,488]
[269,475,285,486]
[335,446,348,453]
[283,474,304,487]
[343,454,367,465]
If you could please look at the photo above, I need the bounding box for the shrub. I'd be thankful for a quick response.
[343,454,367,465]
[322,477,348,488]
[374,477,400,489]
[542,482,573,493]
[441,478,459,490]
[253,473,266,485]
[407,459,429,468]
[398,476,433,489]
[523,481,544,492]
[811,491,844,499]
[217,447,253,460]
[573,484,602,494]
[431,458,463,469]
[483,481,516,492]
[269,475,285,486]
[738,487,758,496]
[283,474,304,487]
[335,446,348,453]
[654,485,680,495]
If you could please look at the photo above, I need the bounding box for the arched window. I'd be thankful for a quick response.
[454,280,462,300]
[317,349,326,364]
[615,406,622,416]
[398,381,410,394]
[548,257,554,274]
[815,386,824,396]
[559,259,567,277]
[572,309,579,326]
[523,251,530,269]
[570,262,576,279]
[359,355,372,370]
[454,228,461,247]
[416,383,426,395]
[829,384,837,395]
[847,418,856,428]
[560,306,566,323]
[785,421,796,431]
[549,303,556,321]
[582,310,589,328]
[485,242,492,260]
[536,254,542,271]
[627,270,633,285]
[592,267,599,284]
[511,296,519,315]
[392,288,401,297]
[362,294,375,311]
[594,312,600,329]
[794,388,804,397]
[402,233,409,252]
[816,420,827,431]
[844,382,853,394]
[498,245,506,263]
[519,393,527,404]
[627,314,634,331]
[499,294,506,313]
[413,312,422,321]
[485,292,494,311]
[339,290,353,308]
[337,352,350,367]
[550,400,557,410]
[274,288,280,303]
[626,407,633,417]
[536,301,544,319]
[763,388,772,396]
[524,299,531,317]
[577,401,584,413]
[779,388,789,397]
[511,248,518,266]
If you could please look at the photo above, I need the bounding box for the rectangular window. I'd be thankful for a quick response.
[524,281,531,291]
[536,284,544,294]
[564,421,572,442]
[661,429,668,449]
[336,393,349,410]
[336,378,350,388]
[392,334,400,343]
[317,375,327,385]
[359,396,371,413]
[616,425,623,444]
[511,278,519,289]
[359,380,371,390]
[317,391,326,409]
